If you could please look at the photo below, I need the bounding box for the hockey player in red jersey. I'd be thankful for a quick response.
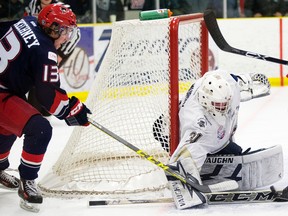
[24,0,81,117]
[0,3,90,211]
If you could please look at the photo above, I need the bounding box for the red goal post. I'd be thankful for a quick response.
[169,13,209,154]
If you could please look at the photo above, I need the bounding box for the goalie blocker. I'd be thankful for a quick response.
[200,145,283,190]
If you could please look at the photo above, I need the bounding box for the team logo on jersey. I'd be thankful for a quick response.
[217,125,225,139]
[48,51,57,63]
[197,117,207,128]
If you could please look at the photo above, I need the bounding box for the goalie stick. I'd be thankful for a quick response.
[88,186,288,206]
[88,117,238,193]
[203,9,288,66]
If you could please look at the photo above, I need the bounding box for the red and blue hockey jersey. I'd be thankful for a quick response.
[0,16,70,119]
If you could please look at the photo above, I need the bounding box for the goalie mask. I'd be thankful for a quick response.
[197,73,232,125]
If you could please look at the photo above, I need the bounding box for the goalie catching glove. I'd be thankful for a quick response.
[65,96,91,126]
[236,73,270,101]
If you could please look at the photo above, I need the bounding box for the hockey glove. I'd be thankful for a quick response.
[65,96,91,126]
[236,73,270,102]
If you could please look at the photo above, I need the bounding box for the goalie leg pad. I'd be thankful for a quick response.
[200,145,283,190]
[168,157,207,209]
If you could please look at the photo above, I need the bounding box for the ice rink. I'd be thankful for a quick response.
[1,86,288,215]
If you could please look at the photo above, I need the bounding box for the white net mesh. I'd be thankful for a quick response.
[39,14,208,200]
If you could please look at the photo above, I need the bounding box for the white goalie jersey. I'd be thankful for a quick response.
[170,69,271,168]
[170,70,241,169]
[168,69,281,192]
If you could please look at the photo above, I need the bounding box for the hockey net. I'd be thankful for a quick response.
[39,13,208,200]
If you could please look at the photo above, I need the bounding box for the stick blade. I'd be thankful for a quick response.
[88,198,172,206]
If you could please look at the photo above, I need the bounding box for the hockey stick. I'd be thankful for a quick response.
[206,185,288,204]
[88,185,288,206]
[203,9,288,66]
[88,117,238,193]
[88,198,173,206]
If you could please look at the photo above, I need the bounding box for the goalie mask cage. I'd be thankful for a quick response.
[39,13,208,200]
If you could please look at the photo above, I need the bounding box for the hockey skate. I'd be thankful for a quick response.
[0,170,20,190]
[18,178,43,213]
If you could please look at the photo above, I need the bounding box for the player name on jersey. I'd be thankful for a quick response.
[204,157,234,164]
[14,19,40,48]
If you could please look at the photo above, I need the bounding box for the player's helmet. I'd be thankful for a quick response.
[197,73,232,124]
[38,3,77,39]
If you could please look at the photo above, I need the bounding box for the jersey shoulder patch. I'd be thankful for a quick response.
[48,51,57,63]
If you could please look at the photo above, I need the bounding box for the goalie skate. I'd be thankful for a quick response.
[18,179,43,213]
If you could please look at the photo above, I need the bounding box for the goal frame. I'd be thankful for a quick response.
[39,13,209,199]
[169,13,209,154]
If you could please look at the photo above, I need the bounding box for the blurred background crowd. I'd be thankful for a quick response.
[1,0,288,23]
